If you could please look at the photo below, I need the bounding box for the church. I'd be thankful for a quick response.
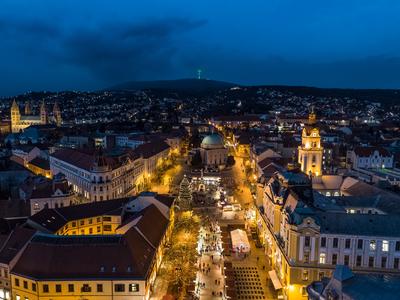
[298,109,323,177]
[10,100,62,133]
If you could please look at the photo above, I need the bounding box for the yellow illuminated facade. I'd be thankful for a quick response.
[56,215,121,236]
[11,275,148,300]
[298,111,323,177]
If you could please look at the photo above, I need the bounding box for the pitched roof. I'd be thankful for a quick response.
[354,146,391,157]
[29,157,50,170]
[133,140,170,159]
[28,198,131,232]
[316,212,400,237]
[12,228,155,280]
[0,227,36,264]
[51,148,138,171]
[135,204,168,248]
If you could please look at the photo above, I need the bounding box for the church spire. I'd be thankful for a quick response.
[24,101,32,115]
[308,105,317,125]
[40,100,47,124]
[53,101,62,127]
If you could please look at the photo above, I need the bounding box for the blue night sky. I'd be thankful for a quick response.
[1,0,400,96]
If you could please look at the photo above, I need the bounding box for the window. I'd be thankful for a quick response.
[344,255,350,266]
[97,217,101,223]
[304,236,310,247]
[370,240,376,251]
[97,226,101,233]
[97,284,103,292]
[369,256,374,267]
[68,284,74,292]
[357,239,363,249]
[320,237,326,247]
[103,225,112,231]
[318,272,325,280]
[71,221,76,227]
[382,257,387,268]
[129,283,140,292]
[356,255,362,267]
[23,281,28,289]
[81,284,91,292]
[114,284,125,292]
[382,240,389,252]
[103,216,112,222]
[32,283,36,292]
[89,228,93,234]
[345,239,351,249]
[319,253,326,264]
[43,284,49,293]
[332,254,338,265]
[15,278,20,287]
[396,241,400,251]
[333,238,338,248]
[394,258,399,269]
[89,218,93,224]
[56,284,61,293]
[302,270,309,281]
[80,220,84,226]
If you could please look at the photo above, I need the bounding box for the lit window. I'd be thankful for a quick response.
[370,240,376,251]
[382,240,389,252]
[319,253,326,264]
[129,283,140,292]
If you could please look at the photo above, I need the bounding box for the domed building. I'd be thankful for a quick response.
[200,133,228,167]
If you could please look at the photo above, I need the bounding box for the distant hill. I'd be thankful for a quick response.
[106,78,237,93]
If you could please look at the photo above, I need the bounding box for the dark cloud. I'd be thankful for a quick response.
[0,16,206,84]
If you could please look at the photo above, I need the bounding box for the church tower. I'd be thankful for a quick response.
[298,108,323,177]
[11,100,21,133]
[53,101,62,127]
[24,101,32,115]
[40,101,47,124]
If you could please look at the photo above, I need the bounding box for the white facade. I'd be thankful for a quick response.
[348,148,394,169]
[50,155,144,202]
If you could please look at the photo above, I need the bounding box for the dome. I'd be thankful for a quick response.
[201,133,224,149]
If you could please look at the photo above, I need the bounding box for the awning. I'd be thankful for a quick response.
[268,270,283,290]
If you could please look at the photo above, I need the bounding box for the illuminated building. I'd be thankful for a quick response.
[0,227,36,300]
[10,193,174,300]
[10,100,60,133]
[199,133,228,167]
[298,109,323,177]
[50,148,144,201]
[256,171,400,299]
[19,174,75,215]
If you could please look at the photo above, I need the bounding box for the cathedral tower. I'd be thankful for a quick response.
[298,108,323,177]
[53,101,62,127]
[11,100,21,133]
[40,101,47,124]
[24,101,32,115]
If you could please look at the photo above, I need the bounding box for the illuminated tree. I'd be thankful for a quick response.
[178,176,192,210]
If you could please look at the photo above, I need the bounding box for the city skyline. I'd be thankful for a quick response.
[1,0,400,96]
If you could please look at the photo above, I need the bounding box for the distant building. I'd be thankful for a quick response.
[10,100,62,133]
[199,133,228,167]
[347,146,394,169]
[308,265,400,300]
